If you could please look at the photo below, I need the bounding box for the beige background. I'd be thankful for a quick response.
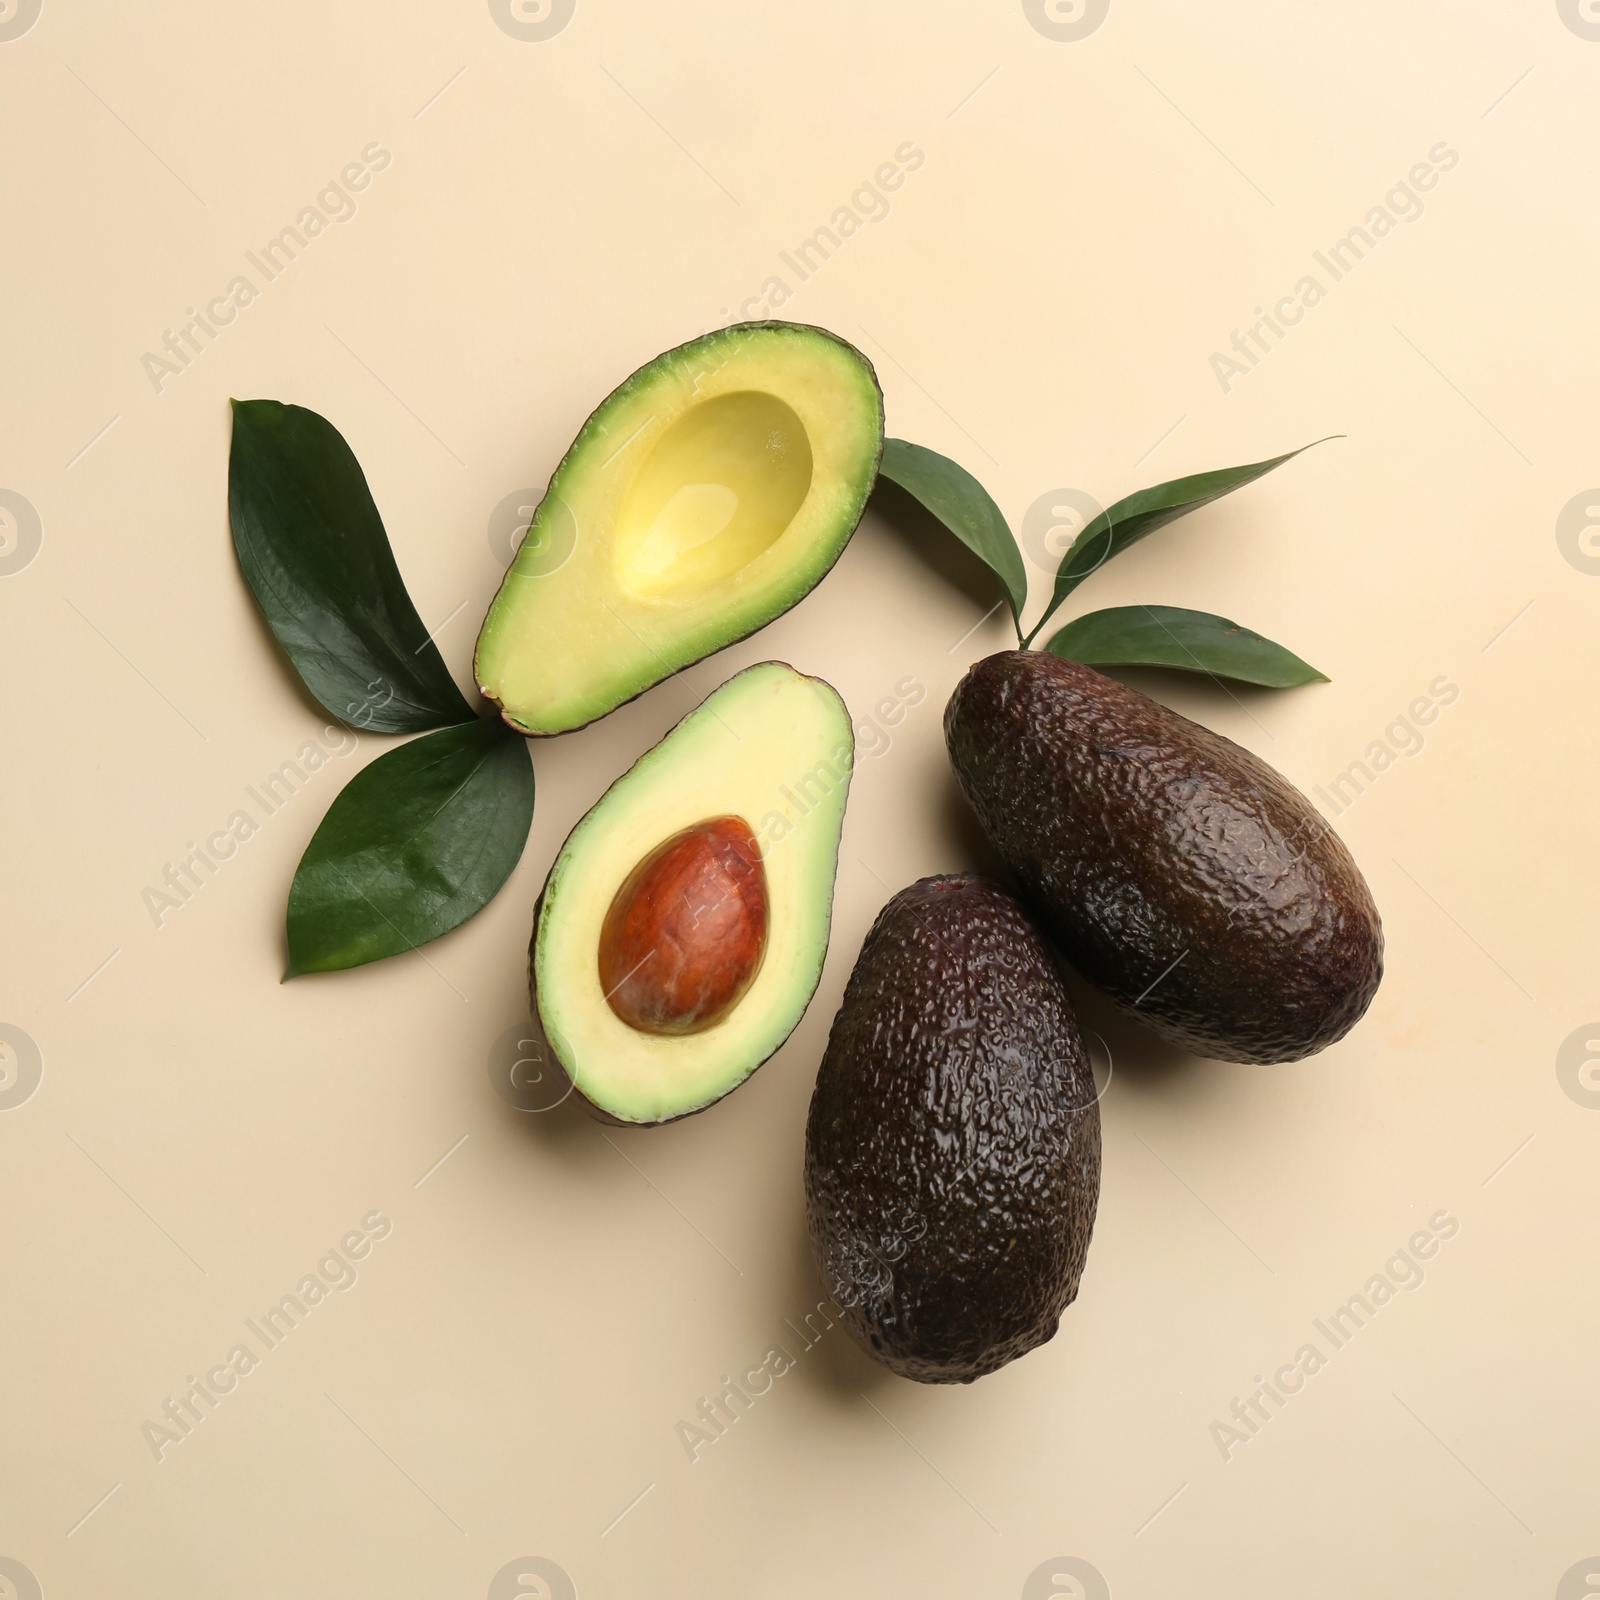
[2,1,1597,1595]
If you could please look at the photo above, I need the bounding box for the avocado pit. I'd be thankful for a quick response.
[598,816,769,1036]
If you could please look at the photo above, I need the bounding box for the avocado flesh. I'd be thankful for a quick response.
[805,875,1102,1384]
[477,323,884,735]
[532,661,853,1124]
[945,652,1383,1064]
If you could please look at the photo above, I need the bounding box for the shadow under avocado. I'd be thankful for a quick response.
[1057,967,1195,1094]
[933,766,1008,883]
[771,1191,901,1407]
[493,1086,617,1181]
[484,1008,618,1176]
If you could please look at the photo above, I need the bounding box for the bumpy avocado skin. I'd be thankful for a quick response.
[804,875,1101,1384]
[944,652,1383,1064]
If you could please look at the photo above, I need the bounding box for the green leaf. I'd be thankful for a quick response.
[285,719,534,976]
[1045,605,1328,687]
[877,439,1028,629]
[1024,439,1337,646]
[229,399,478,733]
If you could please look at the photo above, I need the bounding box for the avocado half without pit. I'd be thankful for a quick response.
[476,323,884,736]
[530,661,854,1125]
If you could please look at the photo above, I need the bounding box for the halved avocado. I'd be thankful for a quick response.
[476,322,884,735]
[530,661,853,1124]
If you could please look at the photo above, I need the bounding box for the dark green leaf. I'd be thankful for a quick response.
[878,439,1028,628]
[229,399,477,733]
[1045,605,1328,687]
[285,719,534,976]
[1024,439,1337,646]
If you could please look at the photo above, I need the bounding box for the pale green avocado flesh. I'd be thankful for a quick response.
[532,662,854,1124]
[476,323,884,735]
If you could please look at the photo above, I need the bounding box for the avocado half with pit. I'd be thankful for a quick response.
[530,661,854,1124]
[476,323,884,736]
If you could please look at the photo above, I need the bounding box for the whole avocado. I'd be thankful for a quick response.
[804,874,1101,1384]
[944,651,1382,1064]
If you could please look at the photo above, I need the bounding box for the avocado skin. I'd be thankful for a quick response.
[525,892,625,1126]
[524,660,853,1126]
[804,875,1101,1383]
[944,652,1383,1064]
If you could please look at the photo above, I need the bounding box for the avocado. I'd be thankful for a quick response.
[804,875,1102,1383]
[530,661,854,1124]
[477,323,884,736]
[944,652,1383,1064]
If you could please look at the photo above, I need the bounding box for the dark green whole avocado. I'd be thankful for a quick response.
[944,651,1383,1064]
[804,874,1101,1384]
